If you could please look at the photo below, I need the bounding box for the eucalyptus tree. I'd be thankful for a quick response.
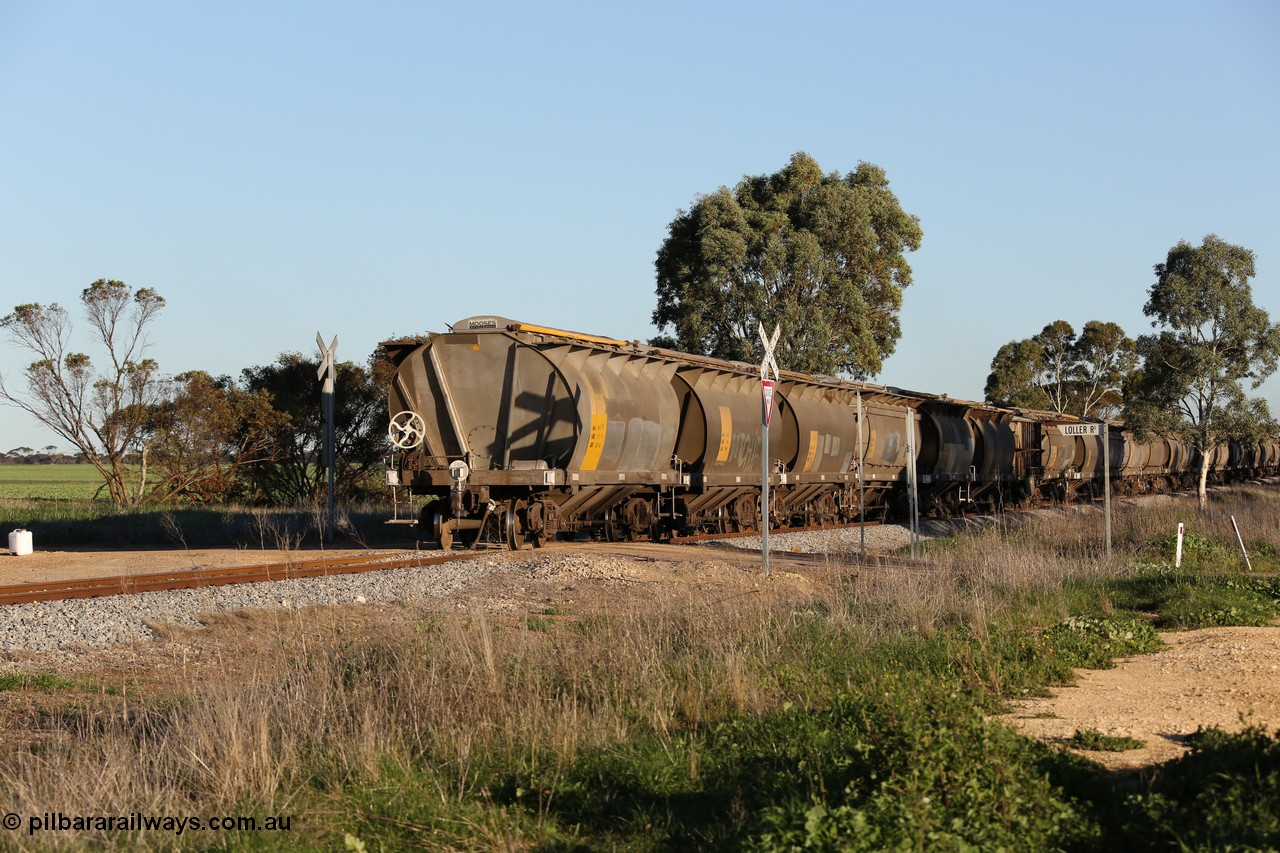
[985,320,1136,418]
[0,280,166,504]
[652,152,922,377]
[1125,235,1280,510]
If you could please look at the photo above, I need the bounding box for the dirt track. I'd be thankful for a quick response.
[1004,625,1280,770]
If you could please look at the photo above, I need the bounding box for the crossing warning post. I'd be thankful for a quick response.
[758,323,780,577]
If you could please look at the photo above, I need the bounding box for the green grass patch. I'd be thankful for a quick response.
[521,682,1104,851]
[1109,566,1280,629]
[0,672,77,692]
[1068,728,1146,752]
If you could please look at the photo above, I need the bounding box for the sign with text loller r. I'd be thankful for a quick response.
[761,379,776,427]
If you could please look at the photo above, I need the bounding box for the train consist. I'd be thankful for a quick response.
[382,316,1280,549]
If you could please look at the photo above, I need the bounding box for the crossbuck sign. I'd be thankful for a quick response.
[759,323,780,426]
[758,322,780,576]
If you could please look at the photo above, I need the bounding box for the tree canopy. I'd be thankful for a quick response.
[984,320,1136,418]
[1124,234,1280,509]
[651,152,922,377]
[135,371,284,503]
[239,352,390,505]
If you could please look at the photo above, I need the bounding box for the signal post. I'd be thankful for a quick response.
[317,332,339,544]
[1061,420,1112,560]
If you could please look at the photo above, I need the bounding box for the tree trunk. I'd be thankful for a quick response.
[1197,450,1211,513]
[135,446,148,504]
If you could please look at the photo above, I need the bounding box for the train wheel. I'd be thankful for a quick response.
[432,511,455,551]
[732,495,758,532]
[526,501,547,548]
[504,500,522,550]
[621,497,652,541]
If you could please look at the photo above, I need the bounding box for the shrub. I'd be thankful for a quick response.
[1042,615,1162,669]
[1120,726,1280,850]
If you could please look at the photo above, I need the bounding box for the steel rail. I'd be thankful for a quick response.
[0,550,485,607]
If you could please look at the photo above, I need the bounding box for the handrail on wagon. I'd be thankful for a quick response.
[509,323,631,348]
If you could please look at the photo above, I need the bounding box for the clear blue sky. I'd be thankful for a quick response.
[2,0,1278,451]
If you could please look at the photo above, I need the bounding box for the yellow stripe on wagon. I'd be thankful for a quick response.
[582,390,608,471]
[716,406,733,462]
[803,430,819,472]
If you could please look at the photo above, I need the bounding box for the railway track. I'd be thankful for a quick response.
[0,519,923,607]
[0,550,481,607]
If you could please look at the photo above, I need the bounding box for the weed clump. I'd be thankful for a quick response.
[1043,615,1162,669]
[1111,567,1280,629]
[1068,728,1145,752]
[1143,530,1236,572]
[742,687,1100,852]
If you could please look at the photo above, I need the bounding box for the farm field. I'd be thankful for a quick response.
[0,463,108,501]
[0,467,408,551]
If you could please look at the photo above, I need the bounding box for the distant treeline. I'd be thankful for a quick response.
[1,450,86,465]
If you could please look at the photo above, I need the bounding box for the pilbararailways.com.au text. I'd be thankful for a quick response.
[6,811,292,836]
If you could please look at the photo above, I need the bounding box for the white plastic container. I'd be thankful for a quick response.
[8,529,33,556]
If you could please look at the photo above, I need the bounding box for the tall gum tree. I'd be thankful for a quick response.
[0,280,166,504]
[1124,235,1280,510]
[652,152,922,377]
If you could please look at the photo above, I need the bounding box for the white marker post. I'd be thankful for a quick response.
[1231,515,1253,572]
[317,332,339,544]
[758,323,781,577]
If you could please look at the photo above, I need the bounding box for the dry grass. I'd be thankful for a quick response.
[0,484,1275,848]
[0,587,826,846]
